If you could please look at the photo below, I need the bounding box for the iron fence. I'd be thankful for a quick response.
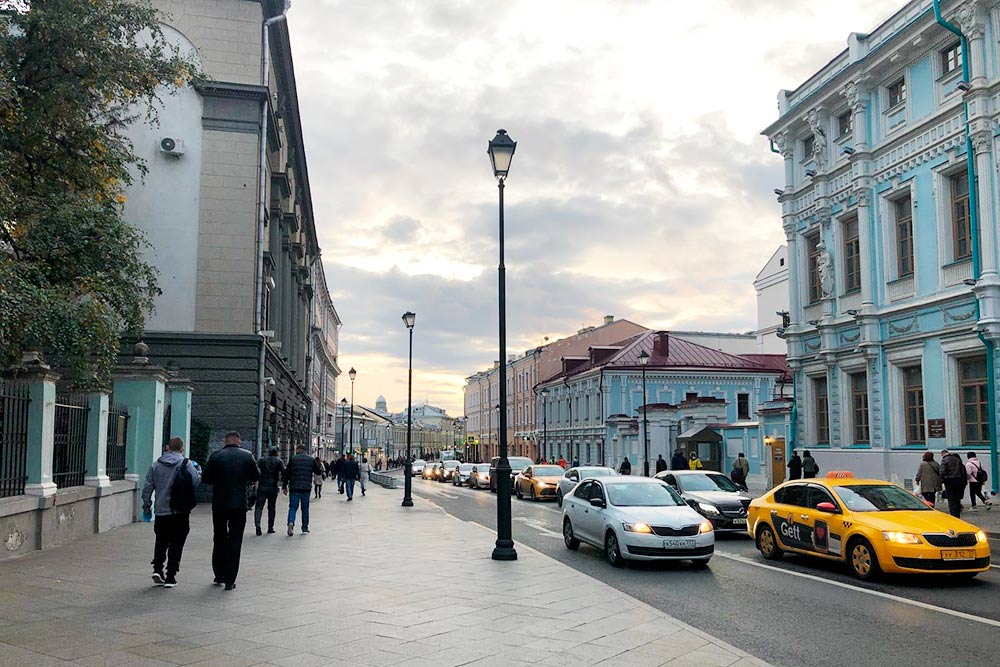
[0,380,30,498]
[106,402,129,481]
[162,403,172,446]
[53,394,89,489]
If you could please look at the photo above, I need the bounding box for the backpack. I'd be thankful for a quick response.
[169,458,197,514]
[973,461,988,484]
[731,466,746,484]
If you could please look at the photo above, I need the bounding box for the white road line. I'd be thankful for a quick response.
[715,551,1000,628]
[514,516,563,538]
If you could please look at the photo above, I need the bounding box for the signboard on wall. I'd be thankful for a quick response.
[927,419,946,439]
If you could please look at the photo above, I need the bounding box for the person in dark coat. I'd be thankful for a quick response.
[801,450,819,478]
[619,457,632,475]
[341,453,361,500]
[940,449,967,518]
[670,450,687,471]
[283,445,324,535]
[201,431,260,591]
[332,454,345,494]
[787,451,803,480]
[655,455,667,474]
[254,447,285,536]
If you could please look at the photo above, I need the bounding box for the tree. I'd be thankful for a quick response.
[0,0,202,386]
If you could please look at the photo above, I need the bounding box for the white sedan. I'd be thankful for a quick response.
[556,466,616,507]
[561,476,714,567]
[410,459,426,475]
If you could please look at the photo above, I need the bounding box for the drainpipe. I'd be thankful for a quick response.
[255,1,291,458]
[769,140,781,155]
[934,1,998,492]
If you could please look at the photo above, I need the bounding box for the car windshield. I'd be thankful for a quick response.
[834,484,932,512]
[606,482,684,507]
[459,464,474,472]
[680,473,740,493]
[581,468,613,478]
[413,460,425,465]
[473,466,489,474]
[533,466,564,476]
[508,458,532,470]
[443,461,459,469]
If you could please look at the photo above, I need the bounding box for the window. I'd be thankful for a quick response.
[904,366,925,444]
[806,485,838,509]
[959,357,988,444]
[737,393,750,420]
[775,484,809,507]
[815,377,829,444]
[941,42,961,76]
[807,234,822,303]
[685,392,699,402]
[951,171,972,261]
[837,111,853,138]
[888,78,906,108]
[574,480,593,500]
[894,196,914,278]
[851,372,869,443]
[843,217,861,293]
[802,135,815,160]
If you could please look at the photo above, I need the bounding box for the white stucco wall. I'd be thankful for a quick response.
[123,25,204,333]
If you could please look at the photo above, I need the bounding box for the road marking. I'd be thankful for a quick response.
[514,516,563,538]
[715,551,1000,628]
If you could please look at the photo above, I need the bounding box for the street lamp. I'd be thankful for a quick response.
[540,388,549,462]
[488,128,517,561]
[402,311,416,507]
[339,397,347,454]
[348,367,357,456]
[639,349,650,477]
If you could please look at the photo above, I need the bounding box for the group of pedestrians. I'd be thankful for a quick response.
[786,450,819,480]
[141,432,371,591]
[915,449,991,517]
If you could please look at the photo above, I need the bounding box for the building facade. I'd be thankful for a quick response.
[753,246,790,354]
[122,0,333,457]
[309,259,341,459]
[762,0,998,486]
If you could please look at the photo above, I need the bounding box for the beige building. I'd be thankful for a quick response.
[310,259,341,459]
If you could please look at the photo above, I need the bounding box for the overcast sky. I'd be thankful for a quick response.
[286,0,905,416]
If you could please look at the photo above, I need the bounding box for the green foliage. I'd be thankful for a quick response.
[0,0,203,387]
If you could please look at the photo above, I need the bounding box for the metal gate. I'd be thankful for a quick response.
[0,380,30,498]
[162,403,172,447]
[106,402,129,481]
[53,394,89,489]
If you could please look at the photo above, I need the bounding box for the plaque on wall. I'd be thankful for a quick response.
[927,419,946,439]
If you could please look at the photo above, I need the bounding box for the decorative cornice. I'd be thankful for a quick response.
[971,129,993,155]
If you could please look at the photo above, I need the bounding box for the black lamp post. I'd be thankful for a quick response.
[402,311,416,507]
[540,388,549,462]
[639,349,650,477]
[339,397,347,454]
[488,128,517,561]
[348,367,357,455]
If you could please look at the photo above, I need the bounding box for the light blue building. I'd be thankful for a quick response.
[762,0,999,489]
[535,331,790,487]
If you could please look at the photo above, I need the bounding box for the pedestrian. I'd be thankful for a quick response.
[730,458,748,491]
[141,436,200,588]
[688,452,704,470]
[735,452,750,482]
[359,457,371,496]
[332,454,345,494]
[655,454,667,474]
[671,449,687,471]
[313,465,325,499]
[802,450,819,478]
[201,431,260,591]
[787,450,803,480]
[284,444,324,535]
[254,446,285,536]
[572,457,580,468]
[324,458,333,478]
[940,449,967,518]
[557,455,567,469]
[619,457,632,475]
[342,453,361,500]
[914,451,942,505]
[966,452,992,510]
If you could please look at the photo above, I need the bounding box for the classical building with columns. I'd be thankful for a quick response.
[762,0,998,487]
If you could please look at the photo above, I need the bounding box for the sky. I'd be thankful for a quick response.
[286,0,906,416]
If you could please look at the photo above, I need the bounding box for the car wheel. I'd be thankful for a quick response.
[756,524,783,561]
[556,490,563,508]
[691,558,711,569]
[847,537,881,581]
[563,518,580,551]
[605,530,625,568]
[516,483,523,500]
[530,486,537,502]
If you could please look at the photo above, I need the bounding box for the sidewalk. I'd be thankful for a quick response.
[0,484,770,667]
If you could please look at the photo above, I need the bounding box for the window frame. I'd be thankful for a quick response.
[807,233,822,304]
[959,356,989,445]
[837,110,853,138]
[887,78,906,109]
[801,135,815,162]
[894,195,914,278]
[851,372,870,444]
[940,41,961,77]
[842,216,861,294]
[950,170,972,262]
[814,377,830,445]
[737,393,750,421]
[903,366,925,444]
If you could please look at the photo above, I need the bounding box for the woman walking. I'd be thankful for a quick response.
[914,451,942,505]
[313,466,325,499]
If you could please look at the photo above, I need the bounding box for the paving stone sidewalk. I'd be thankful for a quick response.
[0,484,770,667]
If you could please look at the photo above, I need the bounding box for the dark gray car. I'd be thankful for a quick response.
[655,470,752,533]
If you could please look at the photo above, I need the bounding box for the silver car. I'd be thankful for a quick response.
[469,463,492,489]
[561,476,714,567]
[452,462,476,486]
[410,459,427,476]
[557,466,616,507]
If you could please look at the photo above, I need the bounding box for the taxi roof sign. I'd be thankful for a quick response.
[826,471,853,479]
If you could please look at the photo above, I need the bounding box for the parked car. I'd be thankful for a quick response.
[655,470,753,533]
[438,460,461,482]
[514,465,566,501]
[452,462,476,486]
[561,476,714,567]
[489,456,533,493]
[410,459,427,476]
[469,463,492,489]
[557,466,616,507]
[422,462,439,480]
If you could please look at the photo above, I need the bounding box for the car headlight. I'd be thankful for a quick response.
[882,531,922,545]
[699,521,714,534]
[698,502,720,515]
[977,530,987,545]
[623,522,653,534]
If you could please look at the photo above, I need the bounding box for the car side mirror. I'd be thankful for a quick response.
[589,497,606,509]
[815,501,837,513]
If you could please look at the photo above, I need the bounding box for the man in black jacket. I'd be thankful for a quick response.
[341,453,361,501]
[254,447,285,536]
[202,431,259,590]
[655,455,667,474]
[284,445,324,535]
[940,449,967,518]
[332,454,345,494]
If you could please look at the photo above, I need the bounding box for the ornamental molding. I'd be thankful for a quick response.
[942,306,977,322]
[839,330,861,344]
[841,78,868,113]
[772,132,794,159]
[806,108,829,171]
[971,129,993,154]
[887,315,919,335]
[952,2,984,39]
[853,188,871,207]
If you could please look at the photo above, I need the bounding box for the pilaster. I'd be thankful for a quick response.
[84,391,111,488]
[10,355,59,497]
[167,377,194,456]
[111,343,168,489]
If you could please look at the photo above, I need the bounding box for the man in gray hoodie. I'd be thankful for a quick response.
[141,437,201,588]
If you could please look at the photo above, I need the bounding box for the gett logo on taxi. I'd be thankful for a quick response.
[780,520,802,541]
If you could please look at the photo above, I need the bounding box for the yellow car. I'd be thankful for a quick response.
[514,464,565,501]
[748,473,991,580]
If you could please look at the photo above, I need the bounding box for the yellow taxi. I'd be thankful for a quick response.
[748,472,991,580]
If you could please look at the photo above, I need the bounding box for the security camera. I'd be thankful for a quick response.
[957,81,971,92]
[263,376,276,387]
[845,309,859,317]
[773,188,784,197]
[805,169,817,178]
[963,278,977,287]
[842,146,855,155]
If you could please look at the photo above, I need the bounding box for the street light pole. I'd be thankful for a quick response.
[639,349,650,477]
[541,388,549,462]
[348,367,357,456]
[339,397,347,454]
[488,129,517,561]
[402,311,416,507]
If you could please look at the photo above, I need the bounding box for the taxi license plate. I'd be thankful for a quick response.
[941,549,976,561]
[663,539,696,549]
[731,518,747,526]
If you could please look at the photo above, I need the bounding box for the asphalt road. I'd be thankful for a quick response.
[390,470,1000,667]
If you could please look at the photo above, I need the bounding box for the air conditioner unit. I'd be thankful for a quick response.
[159,137,185,157]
